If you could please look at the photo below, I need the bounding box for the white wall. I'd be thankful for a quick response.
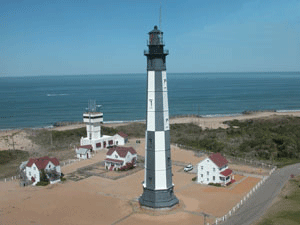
[81,134,125,151]
[25,163,40,185]
[197,158,221,184]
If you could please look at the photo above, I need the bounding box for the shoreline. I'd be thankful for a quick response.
[2,109,300,132]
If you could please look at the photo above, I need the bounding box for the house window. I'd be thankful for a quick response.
[34,174,36,178]
[149,177,152,184]
[49,165,51,168]
[201,166,203,170]
[213,168,215,172]
[213,176,215,181]
[207,178,209,181]
[207,171,209,175]
[33,167,36,170]
[207,160,209,162]
[201,174,203,178]
[115,155,118,158]
[29,172,31,176]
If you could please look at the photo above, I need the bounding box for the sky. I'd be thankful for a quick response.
[0,0,300,76]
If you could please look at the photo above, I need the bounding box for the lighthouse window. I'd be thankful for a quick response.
[149,99,153,109]
[164,79,167,87]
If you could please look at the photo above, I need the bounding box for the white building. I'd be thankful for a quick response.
[76,145,92,159]
[104,146,137,171]
[197,153,233,186]
[79,108,128,150]
[25,156,61,186]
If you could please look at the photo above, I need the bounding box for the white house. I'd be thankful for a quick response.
[197,153,234,186]
[113,131,128,146]
[76,145,92,159]
[25,156,61,186]
[104,146,137,171]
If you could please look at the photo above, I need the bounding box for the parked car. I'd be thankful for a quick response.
[184,164,193,172]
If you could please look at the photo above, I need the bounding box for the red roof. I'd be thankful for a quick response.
[209,153,228,168]
[26,156,60,170]
[79,145,93,149]
[117,131,128,138]
[104,158,124,163]
[220,168,233,177]
[106,146,137,158]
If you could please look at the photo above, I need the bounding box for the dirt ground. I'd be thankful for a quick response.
[2,112,287,224]
[0,141,262,225]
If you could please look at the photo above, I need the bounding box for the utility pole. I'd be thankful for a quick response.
[50,131,53,147]
[12,134,15,151]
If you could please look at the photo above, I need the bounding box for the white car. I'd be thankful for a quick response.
[184,164,193,172]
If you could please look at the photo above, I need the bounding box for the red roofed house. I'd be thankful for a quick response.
[104,146,137,171]
[197,153,234,186]
[113,132,128,145]
[25,156,61,186]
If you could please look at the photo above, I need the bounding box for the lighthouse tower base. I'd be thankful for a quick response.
[139,186,179,208]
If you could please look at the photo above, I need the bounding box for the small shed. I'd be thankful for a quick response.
[76,145,92,159]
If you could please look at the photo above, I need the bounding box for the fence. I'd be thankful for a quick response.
[213,166,277,225]
[1,174,20,183]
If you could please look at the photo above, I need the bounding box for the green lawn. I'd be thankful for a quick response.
[256,176,300,225]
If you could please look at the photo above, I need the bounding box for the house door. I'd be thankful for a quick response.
[87,153,89,159]
[104,141,106,148]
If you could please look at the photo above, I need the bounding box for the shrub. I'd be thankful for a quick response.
[36,181,49,186]
[208,183,222,187]
[60,177,66,182]
[192,177,197,181]
[119,162,134,171]
[40,169,49,183]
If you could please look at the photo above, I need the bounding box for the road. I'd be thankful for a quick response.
[221,163,300,225]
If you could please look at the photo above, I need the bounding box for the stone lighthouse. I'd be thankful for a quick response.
[139,26,179,208]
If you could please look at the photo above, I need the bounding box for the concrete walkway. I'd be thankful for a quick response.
[221,163,300,225]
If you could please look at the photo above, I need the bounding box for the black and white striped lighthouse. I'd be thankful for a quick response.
[139,26,179,208]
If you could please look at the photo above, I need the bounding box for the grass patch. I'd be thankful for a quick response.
[0,150,29,179]
[115,123,146,138]
[256,176,300,225]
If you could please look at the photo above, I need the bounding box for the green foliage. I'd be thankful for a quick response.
[115,123,146,138]
[36,181,49,186]
[0,150,29,165]
[60,177,66,182]
[192,176,197,181]
[40,169,49,183]
[168,116,300,165]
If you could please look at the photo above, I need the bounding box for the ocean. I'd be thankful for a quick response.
[0,72,300,130]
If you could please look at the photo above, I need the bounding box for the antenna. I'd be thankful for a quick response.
[159,2,162,31]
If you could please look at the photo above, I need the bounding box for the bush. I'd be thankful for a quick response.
[60,177,66,182]
[119,162,134,171]
[36,181,49,186]
[208,183,222,187]
[40,169,49,183]
[192,177,197,181]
